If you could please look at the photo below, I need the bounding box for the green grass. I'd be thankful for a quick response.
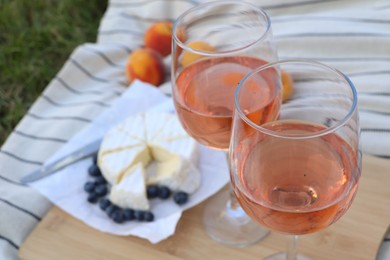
[0,0,107,145]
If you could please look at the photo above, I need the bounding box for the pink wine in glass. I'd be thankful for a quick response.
[232,120,361,235]
[174,56,281,150]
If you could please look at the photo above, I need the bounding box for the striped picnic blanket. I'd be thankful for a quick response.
[0,0,389,259]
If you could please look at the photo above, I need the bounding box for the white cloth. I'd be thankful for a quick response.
[0,0,389,259]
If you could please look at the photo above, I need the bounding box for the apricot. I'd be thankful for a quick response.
[281,70,294,102]
[180,41,215,67]
[125,48,165,87]
[175,26,187,43]
[144,21,173,57]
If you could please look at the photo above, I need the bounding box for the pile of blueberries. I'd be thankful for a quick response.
[83,154,189,224]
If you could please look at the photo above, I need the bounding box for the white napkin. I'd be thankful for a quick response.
[30,80,229,243]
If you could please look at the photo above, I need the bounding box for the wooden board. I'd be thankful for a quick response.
[19,155,390,260]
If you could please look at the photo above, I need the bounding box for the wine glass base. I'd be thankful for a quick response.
[203,188,269,247]
[264,252,311,260]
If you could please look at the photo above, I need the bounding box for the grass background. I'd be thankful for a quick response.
[0,0,107,145]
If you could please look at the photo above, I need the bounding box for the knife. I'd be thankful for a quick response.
[20,138,102,184]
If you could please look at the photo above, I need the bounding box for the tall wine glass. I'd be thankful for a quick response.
[230,60,361,259]
[171,1,280,246]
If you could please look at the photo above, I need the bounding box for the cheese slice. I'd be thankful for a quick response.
[109,163,149,210]
[98,112,201,208]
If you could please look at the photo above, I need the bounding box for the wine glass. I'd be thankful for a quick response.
[171,1,280,246]
[230,60,361,259]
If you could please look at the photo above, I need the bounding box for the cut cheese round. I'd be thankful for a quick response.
[98,112,201,209]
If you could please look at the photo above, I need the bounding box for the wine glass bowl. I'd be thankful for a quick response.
[230,60,361,257]
[172,0,278,150]
[171,1,279,246]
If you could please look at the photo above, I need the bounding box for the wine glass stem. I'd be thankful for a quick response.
[225,152,240,210]
[287,235,299,260]
[228,187,241,210]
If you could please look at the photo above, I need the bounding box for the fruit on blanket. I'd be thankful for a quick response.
[106,204,119,218]
[157,186,171,199]
[95,175,107,185]
[134,210,145,221]
[84,182,96,193]
[181,41,215,67]
[172,26,187,58]
[144,211,154,222]
[99,198,111,211]
[175,26,187,43]
[144,21,173,57]
[173,191,188,205]
[95,184,108,197]
[125,48,165,87]
[146,185,159,199]
[281,70,294,102]
[88,164,101,177]
[123,209,135,220]
[87,193,99,203]
[112,211,125,223]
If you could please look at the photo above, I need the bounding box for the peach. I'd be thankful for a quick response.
[180,41,215,67]
[281,70,294,102]
[144,21,173,57]
[125,48,165,87]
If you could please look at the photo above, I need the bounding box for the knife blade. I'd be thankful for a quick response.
[20,138,102,184]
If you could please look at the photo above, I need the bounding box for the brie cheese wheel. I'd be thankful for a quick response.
[98,112,201,199]
[109,163,149,210]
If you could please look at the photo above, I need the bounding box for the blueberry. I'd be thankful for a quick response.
[112,210,124,223]
[94,184,108,197]
[147,185,159,199]
[95,175,107,185]
[87,193,99,203]
[84,182,96,193]
[92,152,98,164]
[123,209,135,221]
[88,164,101,177]
[173,192,189,205]
[134,210,145,221]
[106,205,119,217]
[157,186,171,199]
[99,198,111,211]
[144,211,154,222]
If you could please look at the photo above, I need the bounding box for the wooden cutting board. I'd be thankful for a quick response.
[19,155,390,260]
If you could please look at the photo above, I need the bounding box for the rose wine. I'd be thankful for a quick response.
[231,120,361,235]
[174,56,281,150]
